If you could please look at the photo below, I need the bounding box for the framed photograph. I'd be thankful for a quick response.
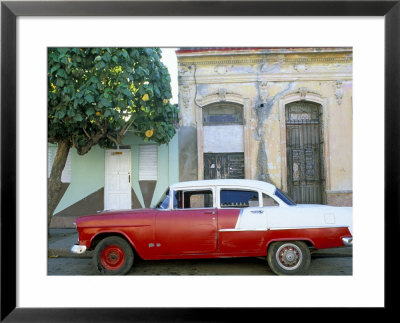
[1,0,398,321]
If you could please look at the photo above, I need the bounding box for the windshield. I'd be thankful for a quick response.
[156,189,170,209]
[275,188,296,206]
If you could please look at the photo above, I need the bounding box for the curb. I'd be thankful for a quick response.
[48,248,93,259]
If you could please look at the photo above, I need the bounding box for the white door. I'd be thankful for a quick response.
[104,149,132,210]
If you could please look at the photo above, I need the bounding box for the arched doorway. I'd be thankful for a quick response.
[285,101,326,204]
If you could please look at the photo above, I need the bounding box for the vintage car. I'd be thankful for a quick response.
[71,179,352,275]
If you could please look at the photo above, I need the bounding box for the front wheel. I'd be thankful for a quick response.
[93,236,134,275]
[267,241,311,275]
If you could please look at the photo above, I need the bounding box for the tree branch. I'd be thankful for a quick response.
[119,116,135,137]
[82,127,91,139]
[106,134,121,147]
[94,118,107,134]
[75,130,106,155]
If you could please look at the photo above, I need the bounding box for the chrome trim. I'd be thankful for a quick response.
[342,237,353,246]
[269,225,348,231]
[219,228,268,232]
[70,244,87,254]
[276,242,303,271]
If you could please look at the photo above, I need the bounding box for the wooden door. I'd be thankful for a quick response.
[104,149,132,210]
[286,102,325,204]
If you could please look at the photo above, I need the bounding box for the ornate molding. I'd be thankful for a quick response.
[334,81,344,105]
[260,59,283,73]
[178,56,352,67]
[259,81,270,102]
[291,87,321,101]
[198,90,246,107]
[298,87,308,100]
[178,64,194,76]
[179,84,193,109]
[281,87,325,105]
[217,88,227,101]
[178,73,352,84]
[214,65,232,74]
[294,63,309,73]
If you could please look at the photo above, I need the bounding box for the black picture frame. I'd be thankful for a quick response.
[1,1,398,321]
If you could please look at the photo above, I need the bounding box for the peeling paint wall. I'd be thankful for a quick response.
[177,48,353,206]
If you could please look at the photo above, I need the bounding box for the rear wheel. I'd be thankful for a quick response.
[267,241,311,275]
[93,236,134,275]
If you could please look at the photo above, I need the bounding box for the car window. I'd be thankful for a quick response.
[173,190,213,209]
[262,193,279,206]
[275,188,296,206]
[220,189,259,208]
[156,189,170,209]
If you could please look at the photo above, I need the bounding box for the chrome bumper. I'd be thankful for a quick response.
[70,244,87,254]
[342,237,353,246]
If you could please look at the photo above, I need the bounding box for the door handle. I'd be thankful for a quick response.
[251,210,264,214]
[204,211,216,215]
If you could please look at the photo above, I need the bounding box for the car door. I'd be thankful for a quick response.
[218,188,269,254]
[155,188,218,255]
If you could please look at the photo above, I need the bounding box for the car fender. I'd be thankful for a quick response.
[265,236,315,254]
[90,229,140,256]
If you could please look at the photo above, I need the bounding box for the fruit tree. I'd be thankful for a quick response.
[48,48,178,233]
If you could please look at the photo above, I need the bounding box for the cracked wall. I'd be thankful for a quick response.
[176,48,353,205]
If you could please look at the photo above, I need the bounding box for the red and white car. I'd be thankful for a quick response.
[71,179,352,275]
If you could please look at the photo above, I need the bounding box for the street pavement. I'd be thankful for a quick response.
[48,228,352,275]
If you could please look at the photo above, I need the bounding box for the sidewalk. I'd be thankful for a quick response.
[48,228,93,258]
[48,228,352,258]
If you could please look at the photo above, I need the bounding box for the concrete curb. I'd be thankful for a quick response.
[48,248,93,259]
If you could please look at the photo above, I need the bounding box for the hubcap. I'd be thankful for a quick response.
[276,243,303,270]
[100,244,126,271]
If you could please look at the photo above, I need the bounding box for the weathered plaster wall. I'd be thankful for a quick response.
[177,48,352,205]
[178,126,198,181]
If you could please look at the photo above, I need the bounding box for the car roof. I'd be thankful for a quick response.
[170,179,277,194]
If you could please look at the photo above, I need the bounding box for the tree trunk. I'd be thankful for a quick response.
[47,139,71,235]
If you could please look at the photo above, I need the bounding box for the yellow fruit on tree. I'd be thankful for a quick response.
[163,99,169,104]
[95,111,101,116]
[145,129,154,138]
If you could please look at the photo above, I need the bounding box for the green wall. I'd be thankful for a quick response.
[52,130,179,214]
[54,145,104,214]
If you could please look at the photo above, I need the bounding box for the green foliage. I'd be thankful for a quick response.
[48,48,179,153]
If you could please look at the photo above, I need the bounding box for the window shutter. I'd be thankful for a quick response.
[139,145,158,181]
[47,146,72,183]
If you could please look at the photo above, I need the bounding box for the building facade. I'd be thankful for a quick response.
[176,48,352,206]
[49,131,179,227]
